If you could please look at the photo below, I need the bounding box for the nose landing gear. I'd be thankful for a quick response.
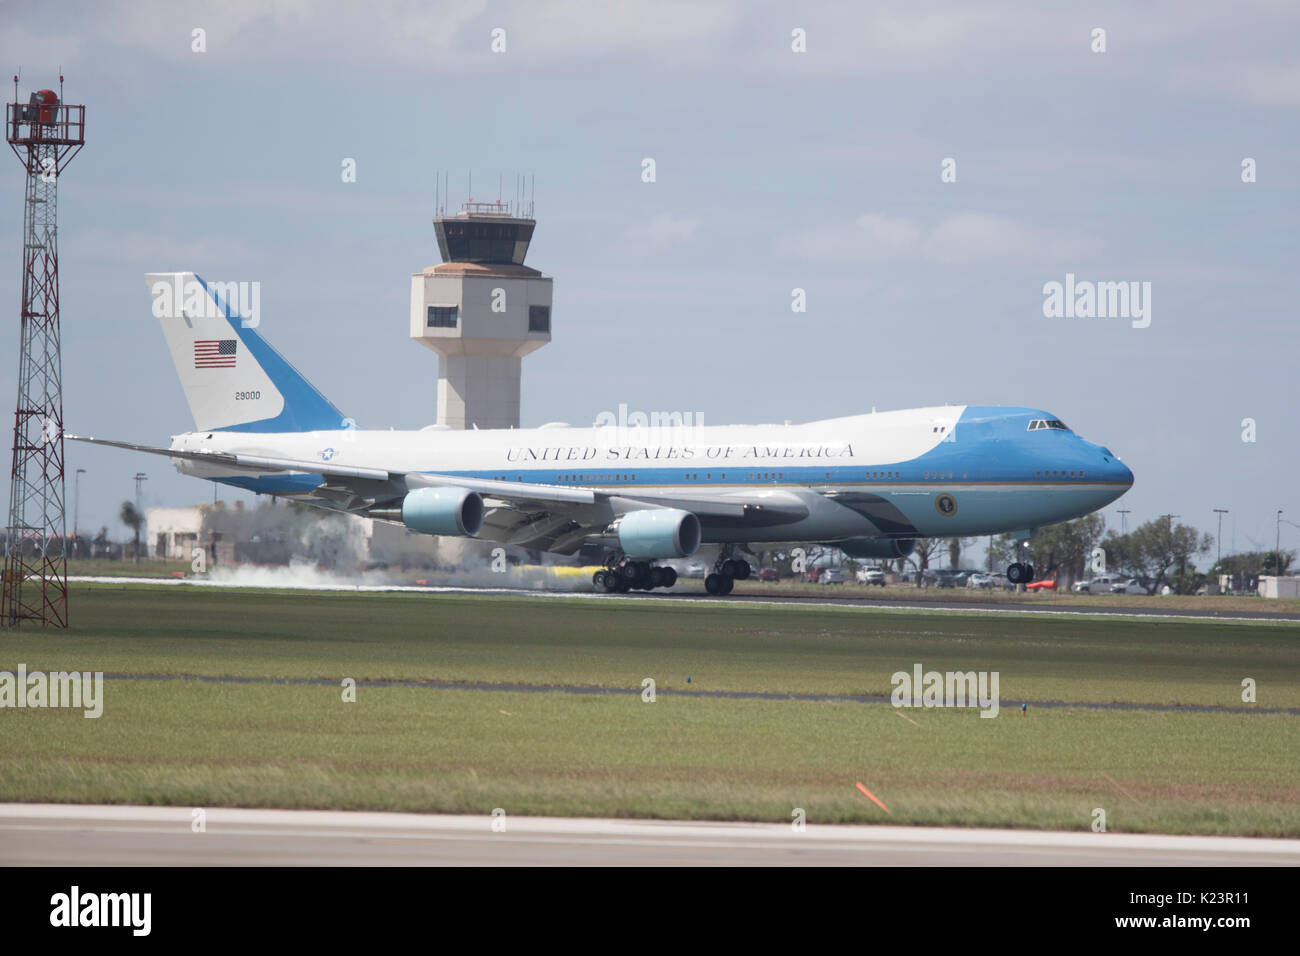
[1006,562,1036,585]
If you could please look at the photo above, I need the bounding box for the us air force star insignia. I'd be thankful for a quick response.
[935,493,958,516]
[319,448,336,462]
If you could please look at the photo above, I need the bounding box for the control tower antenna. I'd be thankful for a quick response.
[2,78,85,627]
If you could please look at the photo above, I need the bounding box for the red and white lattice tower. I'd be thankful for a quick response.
[2,78,84,627]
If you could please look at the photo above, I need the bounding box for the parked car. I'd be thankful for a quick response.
[966,572,993,589]
[685,562,706,579]
[757,567,780,582]
[1074,575,1119,593]
[1111,578,1146,595]
[856,567,886,586]
[932,569,961,588]
[989,572,1011,590]
[819,568,847,584]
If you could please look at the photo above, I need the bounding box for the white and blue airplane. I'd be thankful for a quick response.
[72,273,1134,595]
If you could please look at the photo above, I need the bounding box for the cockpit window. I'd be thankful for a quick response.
[1027,419,1070,432]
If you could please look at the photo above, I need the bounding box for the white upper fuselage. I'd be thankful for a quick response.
[172,404,1134,544]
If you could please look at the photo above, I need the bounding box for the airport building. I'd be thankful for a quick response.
[146,502,443,570]
[1258,575,1300,599]
[410,200,551,430]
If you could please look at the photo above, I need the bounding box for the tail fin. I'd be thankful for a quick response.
[147,272,352,433]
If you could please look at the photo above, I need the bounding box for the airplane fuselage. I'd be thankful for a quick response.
[171,404,1134,547]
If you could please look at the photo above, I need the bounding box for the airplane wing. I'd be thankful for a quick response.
[67,435,811,555]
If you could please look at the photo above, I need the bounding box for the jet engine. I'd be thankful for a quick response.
[617,508,701,559]
[401,486,484,536]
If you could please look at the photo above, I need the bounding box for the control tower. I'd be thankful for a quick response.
[410,200,552,429]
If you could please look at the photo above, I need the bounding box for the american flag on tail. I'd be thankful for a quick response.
[194,339,237,369]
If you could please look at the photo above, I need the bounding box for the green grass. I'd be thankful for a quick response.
[65,558,192,577]
[0,584,1297,834]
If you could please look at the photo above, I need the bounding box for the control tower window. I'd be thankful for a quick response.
[436,219,535,265]
[427,306,458,329]
[528,305,550,332]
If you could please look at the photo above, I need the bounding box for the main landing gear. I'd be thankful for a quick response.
[705,549,751,597]
[593,560,679,593]
[1006,562,1036,585]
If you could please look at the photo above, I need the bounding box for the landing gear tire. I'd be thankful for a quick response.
[602,561,679,592]
[1024,564,1035,583]
[726,559,751,580]
[705,573,735,596]
[1007,562,1028,584]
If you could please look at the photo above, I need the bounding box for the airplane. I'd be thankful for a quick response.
[70,273,1134,597]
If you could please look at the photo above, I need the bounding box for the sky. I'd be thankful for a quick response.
[2,0,1297,559]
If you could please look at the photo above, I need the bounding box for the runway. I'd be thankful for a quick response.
[68,576,1300,623]
[3,804,1298,866]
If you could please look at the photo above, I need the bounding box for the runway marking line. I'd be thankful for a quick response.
[856,782,891,814]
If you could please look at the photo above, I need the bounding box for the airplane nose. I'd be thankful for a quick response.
[1101,452,1133,486]
[1089,442,1132,486]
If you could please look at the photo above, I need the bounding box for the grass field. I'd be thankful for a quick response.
[1,583,1297,835]
[65,558,192,578]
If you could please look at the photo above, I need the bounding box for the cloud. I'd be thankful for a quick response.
[782,211,1097,265]
[3,0,738,71]
[3,0,1289,102]
[625,212,699,246]
[1233,61,1300,107]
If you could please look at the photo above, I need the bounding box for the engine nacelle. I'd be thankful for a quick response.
[401,486,484,537]
[617,508,701,559]
[836,537,916,560]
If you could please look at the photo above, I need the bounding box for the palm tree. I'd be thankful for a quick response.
[120,501,143,563]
